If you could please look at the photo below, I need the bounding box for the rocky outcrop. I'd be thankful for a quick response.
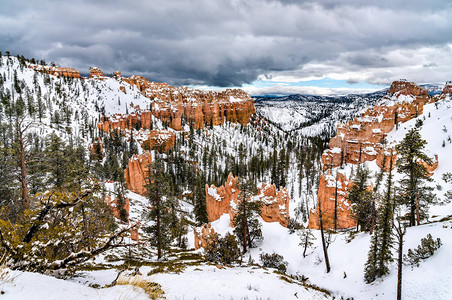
[194,223,218,250]
[441,81,452,96]
[256,183,290,227]
[142,130,175,153]
[105,194,130,221]
[98,112,153,132]
[322,81,430,172]
[124,152,152,196]
[29,64,81,78]
[205,173,289,227]
[89,67,104,78]
[387,80,429,97]
[205,174,240,222]
[310,80,438,230]
[308,172,356,230]
[123,75,255,130]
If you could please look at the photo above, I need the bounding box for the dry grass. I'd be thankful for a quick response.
[116,274,166,299]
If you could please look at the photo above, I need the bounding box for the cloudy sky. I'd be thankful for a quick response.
[1,0,452,95]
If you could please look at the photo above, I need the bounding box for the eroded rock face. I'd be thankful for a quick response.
[387,80,429,97]
[89,67,104,78]
[98,112,153,132]
[105,194,130,221]
[194,223,218,250]
[205,173,290,226]
[441,81,452,96]
[205,173,240,222]
[308,172,356,230]
[123,75,255,130]
[124,152,152,196]
[196,175,290,249]
[256,183,290,227]
[310,80,438,230]
[29,65,81,78]
[142,130,175,153]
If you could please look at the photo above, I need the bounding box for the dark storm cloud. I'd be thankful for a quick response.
[1,0,452,87]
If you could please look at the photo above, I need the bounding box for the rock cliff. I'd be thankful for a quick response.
[124,152,152,196]
[89,67,104,78]
[195,174,290,249]
[123,75,255,130]
[29,64,81,78]
[309,80,439,230]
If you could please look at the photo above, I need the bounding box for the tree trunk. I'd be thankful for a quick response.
[303,234,308,258]
[17,121,29,210]
[318,197,331,273]
[334,171,338,231]
[156,190,162,260]
[416,192,420,226]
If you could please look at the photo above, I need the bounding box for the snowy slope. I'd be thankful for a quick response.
[254,92,384,136]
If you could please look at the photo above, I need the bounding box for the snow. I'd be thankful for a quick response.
[0,270,149,300]
[207,187,222,201]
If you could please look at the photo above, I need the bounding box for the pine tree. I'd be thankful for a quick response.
[396,128,434,226]
[144,154,173,260]
[232,178,262,252]
[364,152,395,283]
[347,164,374,231]
[193,171,208,225]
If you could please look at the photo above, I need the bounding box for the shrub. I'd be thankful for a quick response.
[404,234,442,267]
[205,233,241,265]
[260,252,288,273]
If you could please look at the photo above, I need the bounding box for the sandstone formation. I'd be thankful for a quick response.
[310,80,439,230]
[441,81,452,96]
[123,75,255,130]
[142,130,175,153]
[308,172,356,230]
[124,152,152,196]
[98,112,153,132]
[194,223,218,250]
[205,174,290,227]
[89,67,104,78]
[105,194,130,221]
[29,64,81,78]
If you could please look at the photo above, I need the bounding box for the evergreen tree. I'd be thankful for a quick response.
[193,171,208,225]
[232,178,262,252]
[143,154,173,259]
[396,128,434,226]
[347,165,374,231]
[364,152,395,283]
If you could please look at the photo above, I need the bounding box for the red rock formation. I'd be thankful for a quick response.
[29,65,81,78]
[310,80,438,230]
[194,223,218,250]
[123,75,255,130]
[130,223,141,242]
[256,183,290,227]
[124,152,152,196]
[387,80,429,97]
[205,173,240,222]
[98,112,153,132]
[205,173,290,227]
[441,81,452,96]
[90,67,104,78]
[308,172,356,230]
[88,140,104,161]
[142,130,175,153]
[105,194,130,221]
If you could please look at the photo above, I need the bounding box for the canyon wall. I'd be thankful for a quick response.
[123,75,255,130]
[124,152,152,196]
[195,174,290,249]
[309,80,439,230]
[29,64,81,79]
